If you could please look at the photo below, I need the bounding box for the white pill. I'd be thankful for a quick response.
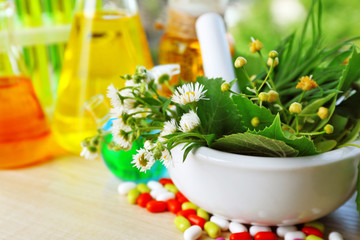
[249,226,271,236]
[147,180,163,190]
[156,192,175,201]
[276,226,298,237]
[284,231,306,240]
[117,182,136,195]
[229,221,247,233]
[329,232,344,240]
[150,188,168,198]
[210,216,230,231]
[184,225,202,240]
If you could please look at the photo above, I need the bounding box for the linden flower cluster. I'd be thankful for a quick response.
[236,38,333,135]
[80,65,208,172]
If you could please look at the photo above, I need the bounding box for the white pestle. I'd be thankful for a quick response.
[195,12,239,92]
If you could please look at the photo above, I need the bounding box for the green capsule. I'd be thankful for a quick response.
[204,221,221,238]
[137,183,150,193]
[197,208,210,221]
[304,221,325,233]
[182,202,198,211]
[305,235,323,240]
[127,188,140,204]
[164,183,178,194]
[174,216,191,232]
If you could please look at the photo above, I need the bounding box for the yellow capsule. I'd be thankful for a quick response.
[324,124,334,134]
[304,221,325,233]
[174,216,191,232]
[289,102,302,114]
[127,188,140,204]
[137,183,150,193]
[305,235,323,240]
[234,57,247,68]
[251,117,260,127]
[204,221,221,238]
[164,183,178,194]
[197,208,210,221]
[182,202,198,211]
[317,107,329,120]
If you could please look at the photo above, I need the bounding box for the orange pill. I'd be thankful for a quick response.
[146,200,167,213]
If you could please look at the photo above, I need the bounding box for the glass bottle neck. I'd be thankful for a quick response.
[75,0,138,15]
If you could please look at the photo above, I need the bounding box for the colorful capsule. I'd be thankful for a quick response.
[136,193,152,208]
[118,182,136,195]
[197,208,210,221]
[204,221,221,239]
[210,216,229,231]
[229,222,248,233]
[254,231,277,240]
[136,183,151,193]
[147,180,163,190]
[127,188,140,204]
[304,222,324,233]
[187,214,206,229]
[249,226,271,236]
[167,199,182,214]
[229,232,252,240]
[176,191,189,203]
[305,235,323,240]
[285,231,306,240]
[156,191,175,201]
[175,216,191,232]
[184,225,202,240]
[164,183,179,194]
[277,226,297,237]
[301,226,323,238]
[329,232,343,240]
[159,178,173,186]
[177,209,197,218]
[146,200,167,213]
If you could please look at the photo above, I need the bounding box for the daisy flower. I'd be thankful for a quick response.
[172,82,207,105]
[179,110,201,133]
[107,84,122,108]
[150,64,180,85]
[160,119,177,137]
[80,147,98,160]
[132,149,155,172]
[119,88,136,110]
[111,118,132,150]
[160,148,173,168]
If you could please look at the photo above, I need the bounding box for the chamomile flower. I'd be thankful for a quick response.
[144,140,154,151]
[296,75,318,91]
[111,118,132,150]
[160,119,177,137]
[119,88,136,110]
[80,146,98,160]
[150,64,180,85]
[160,148,173,168]
[179,110,201,133]
[132,148,155,172]
[172,82,207,105]
[107,84,122,108]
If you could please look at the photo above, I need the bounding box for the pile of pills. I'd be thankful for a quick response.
[118,178,344,240]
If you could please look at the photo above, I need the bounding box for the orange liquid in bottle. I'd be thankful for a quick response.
[0,76,60,168]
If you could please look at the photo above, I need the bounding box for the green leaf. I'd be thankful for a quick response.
[196,77,245,137]
[335,91,360,119]
[250,115,319,156]
[182,142,203,162]
[315,140,337,153]
[232,95,275,131]
[337,46,360,92]
[211,132,298,157]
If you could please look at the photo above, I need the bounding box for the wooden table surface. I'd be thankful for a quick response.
[0,155,359,240]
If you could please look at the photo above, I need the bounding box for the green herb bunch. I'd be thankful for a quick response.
[81,0,360,215]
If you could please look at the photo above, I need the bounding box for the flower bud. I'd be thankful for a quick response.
[267,57,279,67]
[249,39,264,53]
[234,57,247,68]
[267,90,279,103]
[259,92,269,102]
[324,124,334,134]
[251,117,260,127]
[268,50,278,58]
[289,102,302,114]
[221,82,231,92]
[317,107,329,120]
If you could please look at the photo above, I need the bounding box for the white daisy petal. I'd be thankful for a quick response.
[179,110,201,133]
[107,84,122,108]
[80,147,98,160]
[172,82,207,105]
[160,119,177,137]
[160,148,173,168]
[131,149,155,172]
[150,64,180,84]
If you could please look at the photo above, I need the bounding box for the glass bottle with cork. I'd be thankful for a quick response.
[52,0,153,154]
[0,0,60,168]
[158,0,228,94]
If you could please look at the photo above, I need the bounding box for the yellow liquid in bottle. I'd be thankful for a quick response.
[158,33,203,83]
[53,11,153,154]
